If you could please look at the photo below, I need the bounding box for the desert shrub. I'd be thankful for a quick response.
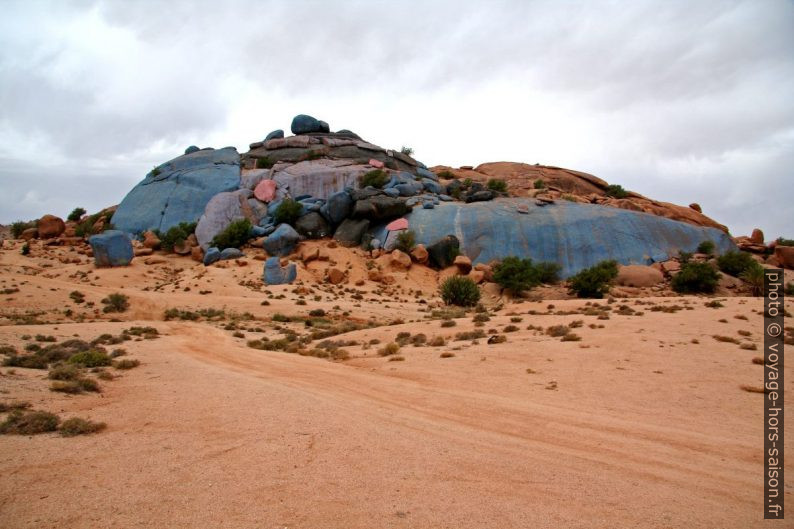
[59,417,106,437]
[440,276,481,307]
[21,243,30,256]
[272,200,302,227]
[154,222,196,252]
[101,293,129,313]
[378,342,401,357]
[786,283,794,296]
[429,336,445,347]
[740,262,765,296]
[534,179,546,189]
[776,237,794,247]
[211,219,252,249]
[50,378,98,394]
[697,240,716,255]
[394,230,416,253]
[68,350,111,368]
[487,179,508,193]
[717,251,756,277]
[3,353,48,369]
[604,184,629,198]
[69,291,85,304]
[255,156,274,169]
[400,146,414,156]
[359,169,389,189]
[535,262,561,284]
[492,257,561,295]
[437,170,455,179]
[11,220,36,238]
[546,325,570,337]
[568,260,618,299]
[561,333,582,342]
[678,251,693,264]
[67,207,86,222]
[671,262,721,294]
[308,309,326,317]
[0,410,59,435]
[48,364,81,381]
[440,319,456,328]
[113,359,140,370]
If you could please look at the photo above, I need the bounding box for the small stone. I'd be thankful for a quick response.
[327,267,345,284]
[453,255,472,274]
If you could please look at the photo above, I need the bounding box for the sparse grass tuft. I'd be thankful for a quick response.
[59,417,106,437]
[0,410,59,435]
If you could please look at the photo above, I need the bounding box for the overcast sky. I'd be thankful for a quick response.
[1,0,792,237]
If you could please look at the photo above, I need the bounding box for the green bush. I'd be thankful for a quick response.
[567,260,619,299]
[786,282,794,296]
[717,251,756,277]
[21,243,30,256]
[154,222,196,252]
[400,146,414,156]
[437,170,455,179]
[671,262,721,294]
[492,257,560,295]
[67,207,86,222]
[68,350,111,368]
[101,293,129,313]
[74,211,113,238]
[740,262,765,296]
[211,219,252,249]
[534,179,546,190]
[59,417,106,437]
[487,179,508,193]
[440,276,481,307]
[678,251,693,264]
[272,199,302,226]
[697,240,715,255]
[255,156,274,169]
[11,220,36,238]
[604,184,629,199]
[359,169,389,189]
[0,410,59,435]
[394,230,416,253]
[776,237,794,247]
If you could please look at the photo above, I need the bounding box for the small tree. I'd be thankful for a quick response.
[272,199,303,226]
[394,230,416,253]
[671,262,721,294]
[211,219,253,249]
[487,179,508,193]
[604,184,629,199]
[400,146,414,156]
[534,179,546,190]
[440,276,481,307]
[567,260,618,299]
[696,240,715,255]
[67,208,86,222]
[716,251,756,277]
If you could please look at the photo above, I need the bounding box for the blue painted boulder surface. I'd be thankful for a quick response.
[265,129,284,141]
[321,190,353,225]
[372,199,736,277]
[195,189,251,250]
[112,147,240,235]
[264,256,298,285]
[291,114,327,135]
[89,230,134,267]
[220,248,243,260]
[263,223,300,257]
[203,247,222,266]
[184,145,200,155]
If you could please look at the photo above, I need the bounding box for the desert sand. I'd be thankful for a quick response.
[0,237,791,529]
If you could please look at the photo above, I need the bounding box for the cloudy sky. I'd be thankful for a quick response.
[1,0,792,237]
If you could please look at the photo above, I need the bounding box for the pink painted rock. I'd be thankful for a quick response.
[254,179,277,202]
[369,159,384,169]
[386,218,408,231]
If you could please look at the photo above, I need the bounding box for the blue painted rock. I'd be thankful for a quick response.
[372,199,736,277]
[265,129,284,141]
[112,147,240,235]
[263,223,300,256]
[194,189,252,250]
[295,212,332,239]
[264,256,298,285]
[422,201,435,209]
[394,181,424,197]
[352,196,410,221]
[184,145,200,155]
[321,190,353,225]
[220,248,243,260]
[203,247,222,266]
[291,114,325,135]
[422,178,444,194]
[89,230,134,267]
[416,167,438,181]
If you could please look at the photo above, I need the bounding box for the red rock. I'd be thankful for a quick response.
[616,265,664,287]
[689,203,702,213]
[37,215,65,239]
[327,267,345,284]
[774,246,794,270]
[142,231,161,249]
[301,247,320,264]
[750,228,764,245]
[144,257,166,265]
[21,227,38,240]
[173,241,191,255]
[390,250,412,270]
[254,179,277,202]
[191,246,204,262]
[468,270,485,284]
[453,255,472,274]
[410,244,429,265]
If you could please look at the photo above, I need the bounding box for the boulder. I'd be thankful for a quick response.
[750,228,764,245]
[333,218,370,247]
[465,190,495,203]
[427,235,460,269]
[422,178,444,194]
[265,129,284,141]
[390,250,412,270]
[321,190,353,225]
[689,203,702,213]
[220,248,244,260]
[89,230,134,267]
[254,179,277,202]
[394,181,424,197]
[774,246,794,270]
[615,265,664,287]
[184,145,200,155]
[194,189,251,250]
[142,231,161,250]
[134,247,153,257]
[416,167,438,181]
[263,256,297,285]
[291,114,326,135]
[203,247,222,266]
[352,196,409,221]
[386,218,409,231]
[191,246,204,262]
[295,212,332,239]
[263,223,300,257]
[173,241,192,255]
[410,244,429,265]
[273,159,371,199]
[112,147,240,235]
[383,229,405,252]
[369,159,384,169]
[37,215,65,239]
[326,267,346,284]
[468,270,486,284]
[453,255,473,274]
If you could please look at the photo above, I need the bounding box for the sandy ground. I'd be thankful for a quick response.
[0,238,792,528]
